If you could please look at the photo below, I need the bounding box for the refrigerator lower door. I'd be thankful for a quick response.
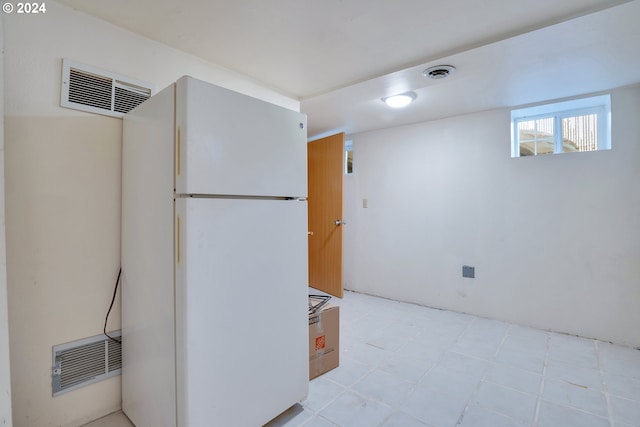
[175,197,309,427]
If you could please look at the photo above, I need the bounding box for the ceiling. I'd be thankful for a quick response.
[55,0,640,139]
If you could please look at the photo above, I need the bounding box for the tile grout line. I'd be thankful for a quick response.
[309,378,350,415]
[319,301,435,427]
[456,323,543,427]
[376,314,476,427]
[454,320,511,426]
[379,304,458,427]
[494,324,512,359]
[378,314,476,427]
[532,331,551,427]
[594,340,615,427]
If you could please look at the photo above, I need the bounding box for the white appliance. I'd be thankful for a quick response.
[121,76,309,427]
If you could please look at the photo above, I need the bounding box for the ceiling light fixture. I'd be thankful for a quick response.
[422,65,456,79]
[382,92,417,108]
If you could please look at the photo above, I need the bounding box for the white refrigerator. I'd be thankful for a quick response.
[121,76,309,427]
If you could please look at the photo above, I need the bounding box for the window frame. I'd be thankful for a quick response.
[511,94,611,158]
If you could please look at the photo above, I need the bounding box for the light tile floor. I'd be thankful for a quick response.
[85,290,640,427]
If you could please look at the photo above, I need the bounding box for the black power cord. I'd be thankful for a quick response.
[104,268,122,344]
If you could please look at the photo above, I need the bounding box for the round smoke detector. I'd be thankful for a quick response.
[422,65,456,79]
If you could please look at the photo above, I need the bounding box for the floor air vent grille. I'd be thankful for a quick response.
[61,59,153,118]
[52,331,121,396]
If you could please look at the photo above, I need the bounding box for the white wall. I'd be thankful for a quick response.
[3,2,299,427]
[1,12,14,427]
[345,85,640,347]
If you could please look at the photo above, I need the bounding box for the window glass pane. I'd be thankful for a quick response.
[345,150,353,174]
[345,140,353,174]
[562,113,598,152]
[518,118,554,156]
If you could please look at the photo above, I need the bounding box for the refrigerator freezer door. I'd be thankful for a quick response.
[175,197,309,427]
[175,77,307,197]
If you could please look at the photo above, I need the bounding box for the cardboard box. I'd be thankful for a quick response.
[308,305,339,379]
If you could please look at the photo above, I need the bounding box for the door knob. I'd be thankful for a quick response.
[334,220,346,226]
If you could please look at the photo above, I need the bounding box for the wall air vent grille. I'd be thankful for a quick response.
[68,68,113,110]
[61,59,153,118]
[52,331,121,396]
[114,83,151,113]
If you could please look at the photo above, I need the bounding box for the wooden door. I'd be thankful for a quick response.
[308,133,345,297]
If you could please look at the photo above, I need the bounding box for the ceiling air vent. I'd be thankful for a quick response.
[61,59,153,118]
[52,331,122,396]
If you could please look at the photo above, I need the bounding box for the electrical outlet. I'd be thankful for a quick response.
[462,265,475,278]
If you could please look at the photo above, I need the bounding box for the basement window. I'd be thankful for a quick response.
[511,95,611,157]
